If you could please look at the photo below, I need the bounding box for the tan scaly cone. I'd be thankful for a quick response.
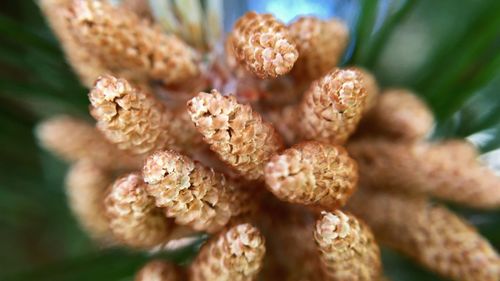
[189,223,265,281]
[135,260,183,281]
[188,90,284,181]
[143,150,253,233]
[351,67,380,113]
[67,0,200,85]
[265,141,357,210]
[36,115,141,170]
[229,12,298,79]
[89,75,202,155]
[65,159,113,243]
[288,16,349,82]
[314,210,382,281]
[297,68,367,144]
[357,89,434,141]
[348,139,500,209]
[39,0,108,87]
[105,173,173,249]
[348,189,500,281]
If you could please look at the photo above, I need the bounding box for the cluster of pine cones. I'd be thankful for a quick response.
[36,0,500,280]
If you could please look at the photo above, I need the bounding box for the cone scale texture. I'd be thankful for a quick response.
[314,210,382,281]
[188,90,284,180]
[189,223,265,281]
[298,68,367,144]
[89,75,200,155]
[229,11,298,78]
[67,0,200,85]
[143,150,252,233]
[265,141,357,210]
[105,173,173,249]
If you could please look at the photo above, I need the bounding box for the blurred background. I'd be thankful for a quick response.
[0,0,499,280]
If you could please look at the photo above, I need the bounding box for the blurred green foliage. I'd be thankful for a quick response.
[0,0,499,280]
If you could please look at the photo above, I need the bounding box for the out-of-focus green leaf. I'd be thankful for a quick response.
[2,250,147,281]
[372,0,496,87]
[432,75,500,140]
[0,14,59,56]
[432,65,500,152]
[0,102,94,275]
[359,0,416,68]
[348,0,379,64]
[422,5,500,120]
[0,78,63,99]
[382,247,442,281]
[3,236,208,281]
[0,188,42,226]
[0,78,87,115]
[411,1,494,88]
[451,60,500,136]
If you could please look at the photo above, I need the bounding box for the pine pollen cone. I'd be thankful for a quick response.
[189,223,265,281]
[104,173,173,249]
[298,68,367,144]
[187,89,284,181]
[288,16,349,81]
[264,141,358,210]
[348,139,500,209]
[89,75,199,155]
[230,11,298,78]
[65,159,113,242]
[142,150,253,233]
[314,210,382,281]
[67,0,200,85]
[359,89,434,141]
[348,190,500,281]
